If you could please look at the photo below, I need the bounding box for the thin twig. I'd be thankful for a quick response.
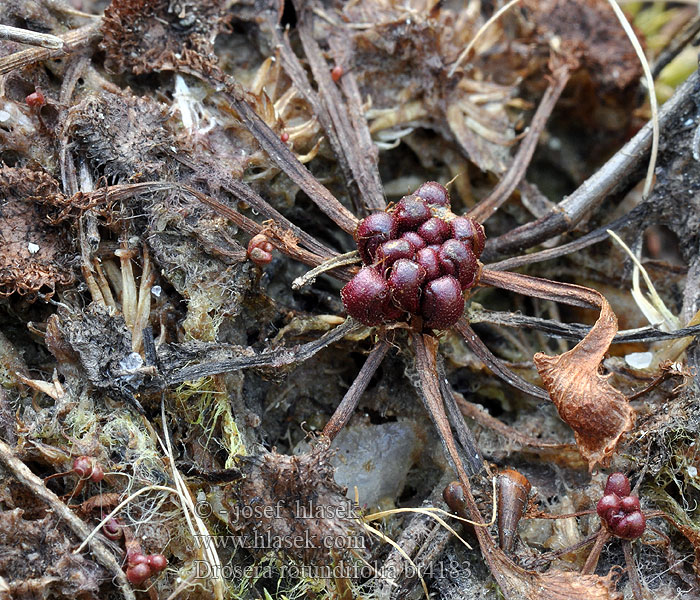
[484,69,699,259]
[322,341,390,440]
[468,306,700,344]
[0,22,101,75]
[185,64,359,234]
[412,334,473,493]
[0,439,136,600]
[524,530,600,568]
[0,24,64,49]
[651,13,700,79]
[437,356,485,475]
[485,203,649,270]
[295,6,386,213]
[455,394,573,450]
[170,152,341,263]
[481,268,604,310]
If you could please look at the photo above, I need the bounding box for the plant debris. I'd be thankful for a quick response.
[0,0,699,599]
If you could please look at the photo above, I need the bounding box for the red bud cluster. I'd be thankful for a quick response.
[72,456,104,483]
[126,551,168,586]
[596,472,646,540]
[247,234,274,266]
[341,182,485,329]
[103,517,123,540]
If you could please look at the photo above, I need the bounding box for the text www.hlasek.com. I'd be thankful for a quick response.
[193,530,366,551]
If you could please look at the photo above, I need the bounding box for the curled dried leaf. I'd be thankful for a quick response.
[481,269,633,469]
[533,297,633,469]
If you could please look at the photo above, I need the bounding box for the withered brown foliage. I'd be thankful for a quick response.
[0,1,699,600]
[228,444,365,565]
[101,0,230,74]
[0,508,104,598]
[534,290,634,469]
[522,0,642,90]
[66,92,170,181]
[0,166,73,297]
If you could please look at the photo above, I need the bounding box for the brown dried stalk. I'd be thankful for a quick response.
[288,2,386,214]
[0,22,101,75]
[455,317,549,400]
[484,68,700,259]
[412,334,477,490]
[185,64,360,235]
[322,341,390,440]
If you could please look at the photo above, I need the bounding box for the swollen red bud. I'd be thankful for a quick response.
[126,563,151,586]
[614,511,646,540]
[450,216,486,257]
[417,217,450,245]
[620,495,640,513]
[355,213,398,264]
[89,463,104,483]
[415,181,450,207]
[147,554,168,572]
[596,494,621,519]
[341,267,394,325]
[393,195,432,230]
[72,456,93,478]
[415,247,441,281]
[401,231,427,250]
[421,276,464,329]
[103,518,122,540]
[437,239,478,290]
[388,259,426,314]
[375,239,416,267]
[604,473,631,497]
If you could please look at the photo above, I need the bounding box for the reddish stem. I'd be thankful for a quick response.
[582,530,611,574]
[322,341,389,440]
